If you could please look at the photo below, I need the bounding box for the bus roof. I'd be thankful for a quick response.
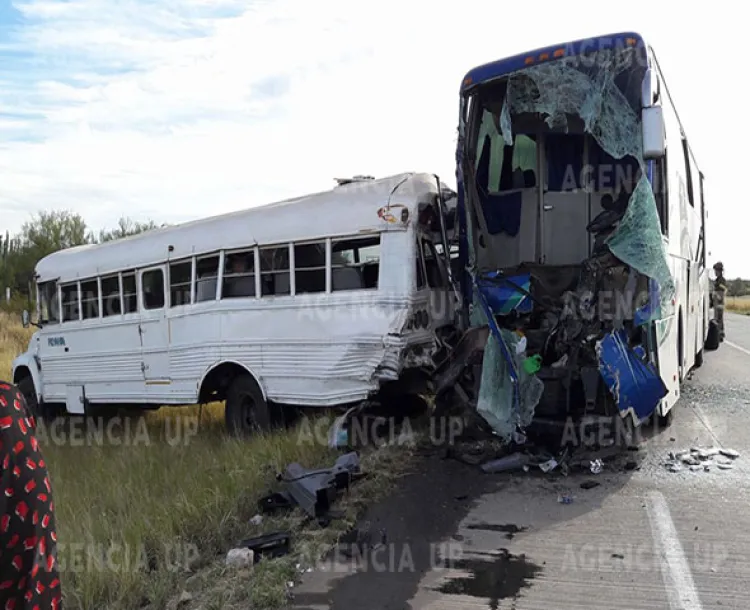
[460,32,646,92]
[36,172,440,284]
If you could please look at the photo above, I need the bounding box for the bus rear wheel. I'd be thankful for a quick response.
[225,374,271,437]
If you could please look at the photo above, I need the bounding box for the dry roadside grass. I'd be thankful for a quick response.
[726,295,750,315]
[0,310,416,609]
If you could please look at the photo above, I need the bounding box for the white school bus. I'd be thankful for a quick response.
[12,173,458,434]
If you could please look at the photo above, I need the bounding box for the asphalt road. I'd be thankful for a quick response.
[291,312,750,610]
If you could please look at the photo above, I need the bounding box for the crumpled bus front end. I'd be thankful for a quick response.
[448,35,675,443]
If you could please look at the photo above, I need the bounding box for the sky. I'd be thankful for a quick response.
[0,1,746,276]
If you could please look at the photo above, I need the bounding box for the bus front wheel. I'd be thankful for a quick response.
[225,374,271,437]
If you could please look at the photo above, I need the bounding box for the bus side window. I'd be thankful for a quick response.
[122,272,138,314]
[101,275,120,317]
[80,279,100,319]
[196,254,220,301]
[39,281,59,324]
[222,251,255,298]
[61,282,80,322]
[331,236,381,291]
[142,269,165,310]
[169,260,192,307]
[259,246,290,296]
[294,242,326,294]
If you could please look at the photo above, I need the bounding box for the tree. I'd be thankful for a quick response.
[20,210,94,253]
[98,217,161,243]
[1,211,160,303]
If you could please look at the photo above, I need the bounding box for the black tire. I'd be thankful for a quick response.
[16,376,53,421]
[704,319,720,351]
[225,374,271,437]
[656,408,673,429]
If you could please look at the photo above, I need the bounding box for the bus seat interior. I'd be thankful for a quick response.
[332,267,361,291]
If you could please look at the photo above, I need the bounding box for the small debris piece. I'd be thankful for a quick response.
[580,480,600,490]
[697,447,720,459]
[250,514,263,526]
[540,458,558,473]
[557,494,573,504]
[719,448,740,459]
[690,465,702,472]
[668,463,682,473]
[611,553,624,559]
[481,452,530,473]
[681,455,700,466]
[590,459,603,474]
[226,548,255,568]
[625,461,638,471]
[718,463,734,470]
[455,494,469,501]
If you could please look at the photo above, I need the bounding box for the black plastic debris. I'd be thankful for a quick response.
[258,492,294,515]
[259,453,363,525]
[238,532,291,562]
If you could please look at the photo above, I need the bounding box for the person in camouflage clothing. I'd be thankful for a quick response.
[712,261,727,341]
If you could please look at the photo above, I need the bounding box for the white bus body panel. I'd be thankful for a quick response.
[12,172,456,411]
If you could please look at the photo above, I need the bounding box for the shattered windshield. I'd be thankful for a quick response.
[456,45,676,442]
[463,45,674,311]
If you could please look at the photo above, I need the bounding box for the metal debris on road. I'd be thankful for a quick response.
[664,446,740,473]
[720,448,740,459]
[539,458,558,473]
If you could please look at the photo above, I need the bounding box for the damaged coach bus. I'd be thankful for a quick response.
[446,32,710,441]
[13,173,458,435]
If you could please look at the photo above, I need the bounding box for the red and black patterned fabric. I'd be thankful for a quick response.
[0,381,62,609]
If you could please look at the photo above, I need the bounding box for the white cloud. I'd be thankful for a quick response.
[0,0,747,275]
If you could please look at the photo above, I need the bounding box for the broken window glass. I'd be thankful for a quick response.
[489,46,675,311]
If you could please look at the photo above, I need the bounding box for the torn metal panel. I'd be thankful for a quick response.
[597,329,667,422]
[471,284,544,441]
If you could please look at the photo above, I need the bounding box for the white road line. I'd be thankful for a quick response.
[690,403,722,445]
[646,491,703,610]
[725,340,750,358]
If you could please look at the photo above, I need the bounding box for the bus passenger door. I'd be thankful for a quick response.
[138,266,171,390]
[541,134,589,265]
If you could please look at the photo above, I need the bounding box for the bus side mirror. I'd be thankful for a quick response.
[642,106,666,159]
[21,310,30,329]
